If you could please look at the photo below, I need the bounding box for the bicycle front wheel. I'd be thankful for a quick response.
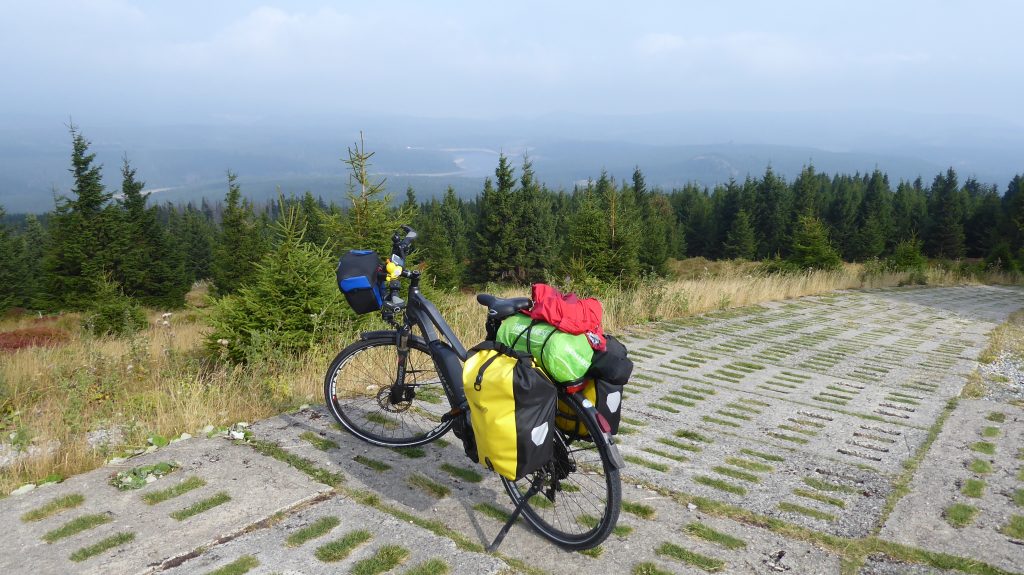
[501,391,622,550]
[324,336,453,447]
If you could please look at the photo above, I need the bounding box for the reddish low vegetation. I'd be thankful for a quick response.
[0,326,71,351]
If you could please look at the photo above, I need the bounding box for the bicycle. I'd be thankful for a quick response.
[324,226,623,551]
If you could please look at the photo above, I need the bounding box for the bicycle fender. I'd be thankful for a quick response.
[579,397,625,470]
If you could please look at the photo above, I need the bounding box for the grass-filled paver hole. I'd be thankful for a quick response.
[632,562,673,575]
[22,493,85,522]
[778,501,835,522]
[715,410,752,422]
[315,529,372,562]
[622,500,657,519]
[143,476,206,505]
[577,513,633,536]
[662,395,696,407]
[170,491,231,521]
[439,463,483,483]
[767,432,809,445]
[365,413,399,429]
[69,532,135,562]
[658,437,702,453]
[802,477,857,494]
[286,516,340,547]
[474,502,513,522]
[694,475,747,496]
[981,426,1000,438]
[625,454,671,472]
[961,479,985,498]
[299,431,339,451]
[43,513,112,543]
[724,457,772,473]
[969,459,993,474]
[205,555,259,575]
[986,412,1006,423]
[1003,515,1024,539]
[702,416,741,428]
[793,488,845,508]
[392,446,426,458]
[642,447,688,462]
[712,466,759,483]
[404,558,451,575]
[943,503,979,528]
[578,545,604,558]
[655,541,725,572]
[650,403,681,414]
[621,416,646,426]
[353,455,391,472]
[351,544,410,575]
[249,439,345,487]
[407,473,450,498]
[1014,489,1024,507]
[740,448,783,462]
[970,441,996,455]
[683,521,746,550]
[676,429,711,443]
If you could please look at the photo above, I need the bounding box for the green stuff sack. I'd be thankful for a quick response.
[462,341,556,481]
[496,314,594,384]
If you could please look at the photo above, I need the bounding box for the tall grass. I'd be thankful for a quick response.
[1,264,1020,492]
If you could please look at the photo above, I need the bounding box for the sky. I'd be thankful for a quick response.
[2,0,1023,127]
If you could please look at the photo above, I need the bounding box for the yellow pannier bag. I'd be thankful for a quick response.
[555,378,623,437]
[462,341,556,481]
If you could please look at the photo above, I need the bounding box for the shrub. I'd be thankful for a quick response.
[83,278,147,337]
[207,200,352,363]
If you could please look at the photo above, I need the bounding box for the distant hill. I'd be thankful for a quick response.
[1,111,1021,212]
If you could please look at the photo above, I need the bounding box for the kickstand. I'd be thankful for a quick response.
[486,477,544,553]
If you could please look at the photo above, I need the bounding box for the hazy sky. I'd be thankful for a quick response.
[2,1,1023,126]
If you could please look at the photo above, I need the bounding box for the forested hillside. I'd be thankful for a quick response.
[2,128,1023,317]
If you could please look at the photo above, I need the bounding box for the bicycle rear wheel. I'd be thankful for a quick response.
[500,391,621,550]
[324,336,453,447]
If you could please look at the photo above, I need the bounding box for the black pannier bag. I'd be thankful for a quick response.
[336,250,385,314]
[586,334,633,386]
[555,334,632,437]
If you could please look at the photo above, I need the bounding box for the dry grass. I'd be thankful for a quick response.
[2,265,1019,493]
[979,309,1024,364]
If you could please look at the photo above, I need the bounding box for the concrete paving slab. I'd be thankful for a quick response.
[1,437,331,575]
[879,399,1024,574]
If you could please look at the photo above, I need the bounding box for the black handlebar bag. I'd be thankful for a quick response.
[336,250,384,314]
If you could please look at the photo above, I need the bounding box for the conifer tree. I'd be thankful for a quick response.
[927,168,965,259]
[511,156,555,283]
[473,155,519,281]
[211,172,265,295]
[788,215,842,271]
[567,183,612,280]
[439,186,469,278]
[723,209,757,260]
[753,166,792,258]
[599,172,641,281]
[0,206,26,310]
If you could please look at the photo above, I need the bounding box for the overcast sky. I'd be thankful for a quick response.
[2,1,1023,126]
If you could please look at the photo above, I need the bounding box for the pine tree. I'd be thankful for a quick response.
[20,214,46,307]
[851,170,892,260]
[42,125,117,310]
[788,215,842,271]
[472,155,519,281]
[567,183,612,281]
[723,209,757,260]
[0,206,27,311]
[927,168,965,259]
[439,186,469,279]
[211,172,265,295]
[600,173,641,281]
[753,166,792,258]
[511,156,555,283]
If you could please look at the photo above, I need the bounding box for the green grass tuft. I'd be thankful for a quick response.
[683,522,747,550]
[675,430,711,443]
[712,466,760,483]
[657,437,702,453]
[622,500,657,519]
[1014,489,1024,507]
[22,493,85,522]
[739,448,783,462]
[655,541,725,572]
[961,479,985,498]
[205,555,259,575]
[315,530,372,562]
[985,412,1006,423]
[365,413,399,428]
[632,562,673,575]
[143,476,206,505]
[969,459,992,474]
[403,558,451,575]
[392,446,426,458]
[439,463,483,483]
[43,513,112,543]
[473,502,512,522]
[701,416,741,428]
[970,442,996,455]
[579,545,604,558]
[69,532,135,562]
[351,544,410,575]
[802,477,857,494]
[724,457,773,473]
[249,439,345,487]
[299,431,338,451]
[1003,515,1024,539]
[285,516,340,547]
[407,473,450,498]
[650,403,680,414]
[793,488,846,508]
[624,454,671,472]
[944,503,978,528]
[778,501,835,521]
[576,513,633,536]
[170,491,231,521]
[353,455,391,472]
[981,426,1000,438]
[642,447,688,462]
[694,475,747,496]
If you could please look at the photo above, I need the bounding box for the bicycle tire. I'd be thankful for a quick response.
[500,391,622,550]
[324,336,454,447]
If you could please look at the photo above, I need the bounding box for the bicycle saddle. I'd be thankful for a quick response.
[476,294,532,320]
